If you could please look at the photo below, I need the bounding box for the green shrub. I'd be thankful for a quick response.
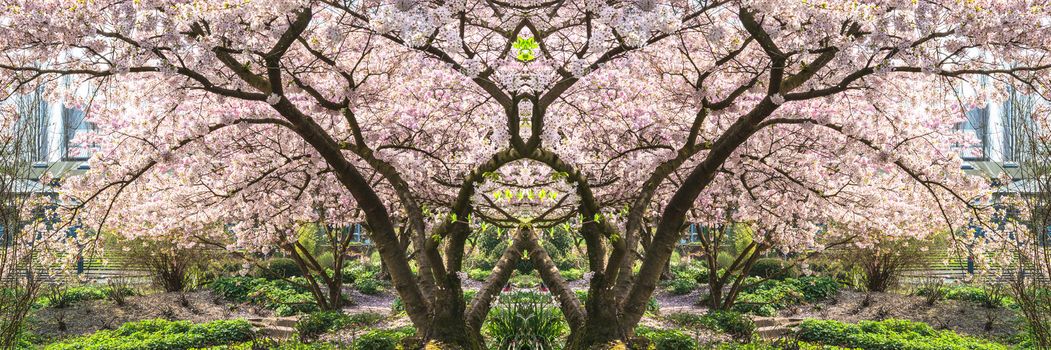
[296,311,383,340]
[561,268,584,281]
[667,310,755,340]
[352,327,416,350]
[354,278,383,295]
[673,263,709,283]
[635,327,697,350]
[510,274,541,288]
[714,340,856,350]
[45,319,253,350]
[931,285,1013,309]
[717,252,736,270]
[196,339,340,349]
[467,268,491,281]
[37,284,135,309]
[750,258,799,279]
[483,291,568,350]
[733,277,838,316]
[797,319,1010,350]
[665,278,698,295]
[209,277,317,316]
[253,258,303,279]
[316,253,335,270]
[705,310,756,340]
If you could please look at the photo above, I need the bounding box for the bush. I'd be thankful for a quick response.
[352,327,416,350]
[467,268,491,281]
[196,339,339,349]
[704,310,756,340]
[732,277,838,316]
[750,258,799,279]
[939,285,1012,309]
[254,258,303,279]
[635,327,697,350]
[209,277,318,316]
[797,319,1010,350]
[316,253,335,270]
[483,291,568,350]
[354,278,383,295]
[45,319,253,350]
[673,263,709,283]
[561,268,584,281]
[296,311,383,340]
[38,284,134,309]
[665,278,698,295]
[717,252,736,270]
[667,310,755,340]
[510,274,541,288]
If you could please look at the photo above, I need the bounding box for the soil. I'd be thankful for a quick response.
[29,290,267,341]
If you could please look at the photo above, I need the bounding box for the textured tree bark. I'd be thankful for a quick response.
[522,228,586,329]
[466,230,528,345]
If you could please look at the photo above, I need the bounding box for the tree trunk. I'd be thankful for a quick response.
[572,276,628,350]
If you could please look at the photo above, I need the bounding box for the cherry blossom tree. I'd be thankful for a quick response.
[2,1,1051,349]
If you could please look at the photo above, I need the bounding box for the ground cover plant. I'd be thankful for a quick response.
[44,319,254,350]
[731,277,839,316]
[209,277,319,316]
[797,319,1011,350]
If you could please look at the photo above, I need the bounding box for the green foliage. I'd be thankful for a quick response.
[713,340,856,350]
[315,253,335,270]
[664,278,698,295]
[510,274,541,288]
[672,263,709,283]
[484,291,568,350]
[37,284,136,309]
[209,277,317,316]
[705,310,756,340]
[733,277,838,316]
[560,268,584,281]
[467,268,492,281]
[717,252,736,270]
[915,284,1013,309]
[635,327,698,350]
[354,278,383,295]
[666,311,755,340]
[45,319,253,350]
[195,338,340,349]
[797,319,1010,350]
[253,258,303,279]
[513,36,539,62]
[295,311,384,340]
[342,260,380,284]
[352,327,416,350]
[749,258,799,280]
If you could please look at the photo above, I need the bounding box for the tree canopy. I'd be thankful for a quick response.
[2,0,1050,348]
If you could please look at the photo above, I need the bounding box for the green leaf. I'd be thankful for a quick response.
[513,36,539,62]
